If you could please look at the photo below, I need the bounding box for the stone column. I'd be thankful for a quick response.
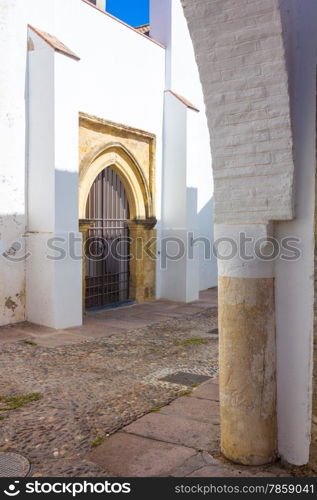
[216,224,277,465]
[127,219,157,303]
[79,219,94,314]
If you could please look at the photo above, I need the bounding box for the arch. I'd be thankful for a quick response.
[181,0,294,224]
[79,142,153,220]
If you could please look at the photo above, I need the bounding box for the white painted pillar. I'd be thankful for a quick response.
[0,0,27,326]
[26,30,82,329]
[275,0,317,465]
[160,90,199,303]
[216,224,277,465]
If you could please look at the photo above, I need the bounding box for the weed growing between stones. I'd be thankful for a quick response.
[0,393,42,411]
[174,338,210,347]
[91,436,108,448]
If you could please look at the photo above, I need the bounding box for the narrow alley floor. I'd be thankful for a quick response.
[89,379,291,478]
[0,290,291,477]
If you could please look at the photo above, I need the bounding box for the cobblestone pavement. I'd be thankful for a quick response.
[0,305,218,477]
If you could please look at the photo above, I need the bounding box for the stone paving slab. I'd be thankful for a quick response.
[0,289,218,348]
[10,323,57,334]
[189,380,219,401]
[0,330,32,344]
[159,396,220,424]
[187,465,244,477]
[124,412,219,451]
[88,378,291,478]
[160,372,211,386]
[89,433,197,477]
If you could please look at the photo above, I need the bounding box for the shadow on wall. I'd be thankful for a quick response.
[187,187,217,291]
[26,169,82,330]
[159,186,216,302]
[0,214,26,326]
[0,168,82,329]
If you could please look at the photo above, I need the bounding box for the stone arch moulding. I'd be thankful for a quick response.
[79,112,157,221]
[79,143,153,220]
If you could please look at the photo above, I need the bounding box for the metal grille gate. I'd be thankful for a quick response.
[85,167,130,309]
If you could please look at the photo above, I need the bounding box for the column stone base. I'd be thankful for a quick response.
[219,275,277,465]
[128,218,157,303]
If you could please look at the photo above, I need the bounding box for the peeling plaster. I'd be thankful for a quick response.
[5,296,18,312]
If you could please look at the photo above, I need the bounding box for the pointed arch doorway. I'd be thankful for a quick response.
[79,114,158,313]
[85,166,131,309]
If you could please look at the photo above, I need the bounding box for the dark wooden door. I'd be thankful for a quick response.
[85,167,130,309]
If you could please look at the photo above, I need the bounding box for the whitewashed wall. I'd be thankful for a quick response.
[0,0,29,326]
[0,0,217,327]
[180,0,316,466]
[151,0,217,295]
[181,0,295,226]
[275,0,317,466]
[27,29,82,329]
[0,0,165,327]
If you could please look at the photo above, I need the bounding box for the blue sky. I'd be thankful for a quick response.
[107,0,149,27]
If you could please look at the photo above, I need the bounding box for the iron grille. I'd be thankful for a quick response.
[85,167,130,309]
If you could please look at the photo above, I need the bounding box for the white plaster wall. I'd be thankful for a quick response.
[275,0,317,465]
[150,0,172,82]
[1,0,166,325]
[54,52,80,234]
[151,0,217,292]
[162,94,187,229]
[0,0,29,325]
